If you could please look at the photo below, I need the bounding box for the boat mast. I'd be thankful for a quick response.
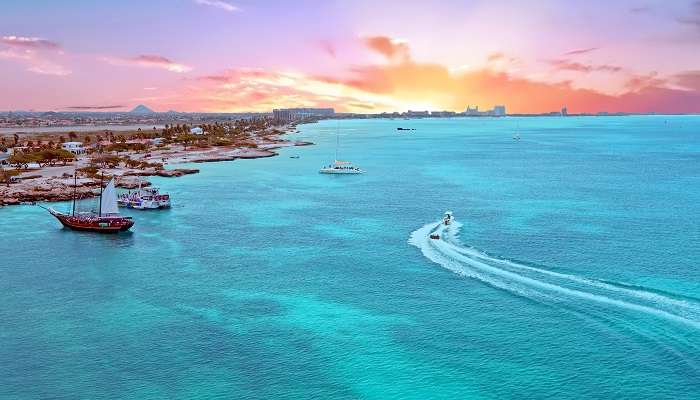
[98,172,103,217]
[72,169,77,216]
[335,120,339,161]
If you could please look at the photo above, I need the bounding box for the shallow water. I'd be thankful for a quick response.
[1,116,699,399]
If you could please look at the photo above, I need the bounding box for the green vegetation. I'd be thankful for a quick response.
[0,168,19,186]
[7,149,75,169]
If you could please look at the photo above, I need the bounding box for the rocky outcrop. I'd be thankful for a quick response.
[191,156,236,163]
[116,178,151,189]
[156,168,199,177]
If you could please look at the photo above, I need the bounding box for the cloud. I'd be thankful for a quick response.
[487,52,506,62]
[194,0,238,12]
[677,1,700,30]
[624,71,666,91]
[308,38,700,114]
[673,70,700,91]
[64,105,125,110]
[0,35,61,50]
[319,40,336,58]
[169,68,396,112]
[363,36,410,61]
[548,59,622,73]
[150,36,700,114]
[0,35,70,76]
[103,54,192,73]
[26,63,71,76]
[563,47,599,56]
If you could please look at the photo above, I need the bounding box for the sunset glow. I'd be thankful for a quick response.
[1,0,699,113]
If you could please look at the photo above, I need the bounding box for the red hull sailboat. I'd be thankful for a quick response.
[44,173,134,233]
[48,211,134,232]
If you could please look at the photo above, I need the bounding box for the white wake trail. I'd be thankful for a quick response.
[409,221,700,330]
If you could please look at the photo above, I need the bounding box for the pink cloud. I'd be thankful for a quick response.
[103,54,192,73]
[549,59,622,73]
[0,35,61,50]
[563,47,599,56]
[319,40,337,58]
[363,36,410,61]
[675,70,700,90]
[0,35,70,76]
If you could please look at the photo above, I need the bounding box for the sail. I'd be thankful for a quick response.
[100,179,120,215]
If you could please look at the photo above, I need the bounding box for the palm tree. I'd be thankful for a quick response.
[68,131,78,141]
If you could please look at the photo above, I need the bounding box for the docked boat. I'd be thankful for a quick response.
[118,186,171,210]
[45,174,134,233]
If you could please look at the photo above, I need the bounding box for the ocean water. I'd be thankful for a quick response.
[1,116,699,399]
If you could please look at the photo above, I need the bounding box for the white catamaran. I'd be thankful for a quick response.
[319,128,364,175]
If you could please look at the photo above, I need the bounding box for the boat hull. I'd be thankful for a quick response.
[319,168,364,174]
[51,212,134,233]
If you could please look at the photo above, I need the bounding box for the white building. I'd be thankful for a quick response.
[190,127,204,135]
[61,141,86,155]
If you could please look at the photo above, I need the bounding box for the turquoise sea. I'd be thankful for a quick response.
[1,116,699,399]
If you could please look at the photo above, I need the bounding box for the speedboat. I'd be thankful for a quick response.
[443,211,453,225]
[319,160,364,174]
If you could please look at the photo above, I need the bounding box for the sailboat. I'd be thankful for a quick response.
[45,173,134,233]
[319,124,364,174]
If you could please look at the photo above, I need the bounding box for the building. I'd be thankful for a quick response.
[431,111,457,118]
[61,141,86,155]
[465,106,480,116]
[406,110,430,117]
[190,127,204,135]
[273,108,335,122]
[464,105,506,117]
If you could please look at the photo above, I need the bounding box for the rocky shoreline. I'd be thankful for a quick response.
[0,138,312,206]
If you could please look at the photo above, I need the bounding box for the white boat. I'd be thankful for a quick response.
[118,186,171,210]
[319,160,365,174]
[319,126,364,174]
[443,211,453,225]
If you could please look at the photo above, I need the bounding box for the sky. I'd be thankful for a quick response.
[1,0,699,113]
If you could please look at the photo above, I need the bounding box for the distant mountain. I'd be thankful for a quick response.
[130,104,155,114]
[165,109,180,114]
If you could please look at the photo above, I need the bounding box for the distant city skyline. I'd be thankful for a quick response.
[1,0,699,113]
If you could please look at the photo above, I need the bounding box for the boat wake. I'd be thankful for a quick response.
[409,220,700,330]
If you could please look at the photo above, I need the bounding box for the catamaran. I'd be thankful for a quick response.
[319,128,364,174]
[44,173,134,233]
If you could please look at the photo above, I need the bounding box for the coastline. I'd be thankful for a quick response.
[0,124,313,206]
